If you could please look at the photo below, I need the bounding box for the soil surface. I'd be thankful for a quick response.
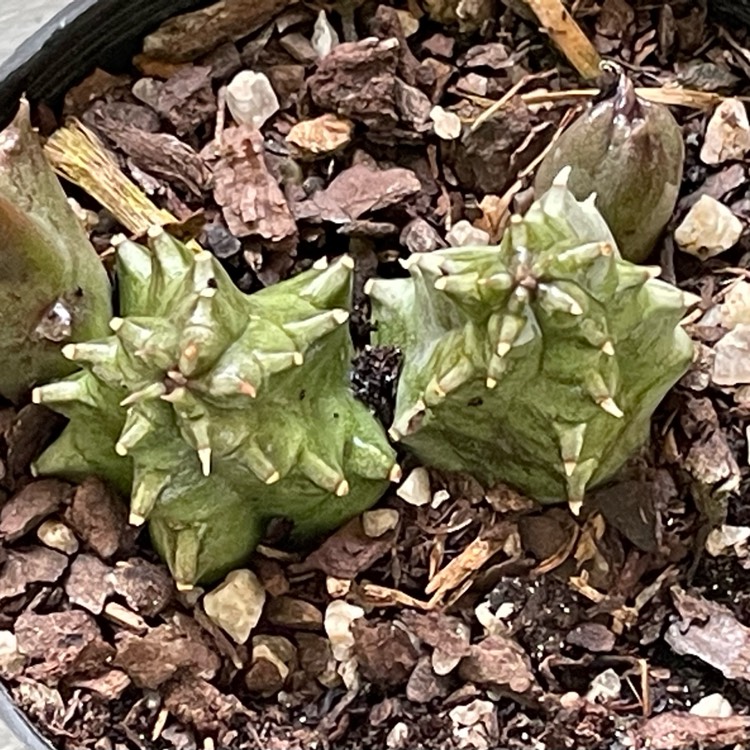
[3,1,750,749]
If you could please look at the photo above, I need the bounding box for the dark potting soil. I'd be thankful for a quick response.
[2,1,750,749]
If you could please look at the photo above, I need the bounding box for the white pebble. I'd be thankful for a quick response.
[226,71,279,130]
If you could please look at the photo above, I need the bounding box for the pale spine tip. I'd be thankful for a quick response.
[312,256,329,270]
[161,387,187,403]
[115,442,129,457]
[129,512,146,527]
[335,480,350,497]
[599,397,624,419]
[198,447,212,476]
[61,344,77,360]
[239,380,258,398]
[388,464,402,482]
[601,340,615,356]
[109,317,124,332]
[266,471,281,485]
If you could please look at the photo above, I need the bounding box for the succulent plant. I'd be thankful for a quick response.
[32,228,398,587]
[0,101,112,402]
[534,66,684,263]
[368,168,696,510]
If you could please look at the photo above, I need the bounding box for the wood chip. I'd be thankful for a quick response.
[522,0,601,79]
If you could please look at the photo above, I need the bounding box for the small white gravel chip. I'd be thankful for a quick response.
[324,599,364,662]
[446,219,491,247]
[362,508,400,537]
[37,519,79,555]
[225,70,279,130]
[700,98,750,165]
[675,195,743,260]
[690,692,733,718]
[430,105,462,140]
[396,467,431,506]
[311,10,339,59]
[203,568,266,644]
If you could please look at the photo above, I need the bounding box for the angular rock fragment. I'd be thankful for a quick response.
[266,596,323,631]
[225,71,279,129]
[0,479,70,542]
[0,547,69,601]
[65,554,115,614]
[203,568,265,644]
[65,477,130,560]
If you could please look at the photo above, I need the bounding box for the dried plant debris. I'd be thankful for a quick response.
[7,1,750,749]
[211,126,298,245]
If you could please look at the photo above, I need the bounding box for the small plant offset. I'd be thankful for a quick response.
[0,102,111,402]
[534,66,684,263]
[368,169,696,509]
[31,228,398,588]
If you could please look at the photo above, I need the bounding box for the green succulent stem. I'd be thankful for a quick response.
[0,101,112,402]
[369,168,695,510]
[32,228,398,587]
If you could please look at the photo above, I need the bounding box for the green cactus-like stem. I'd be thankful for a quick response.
[0,101,112,402]
[368,168,695,510]
[32,228,397,587]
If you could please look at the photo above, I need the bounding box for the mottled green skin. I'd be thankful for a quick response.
[0,102,112,402]
[534,72,684,264]
[369,170,694,506]
[32,230,397,587]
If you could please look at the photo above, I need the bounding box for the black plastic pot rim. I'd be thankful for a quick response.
[0,0,213,128]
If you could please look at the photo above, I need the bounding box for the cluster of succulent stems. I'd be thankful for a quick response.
[0,78,694,587]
